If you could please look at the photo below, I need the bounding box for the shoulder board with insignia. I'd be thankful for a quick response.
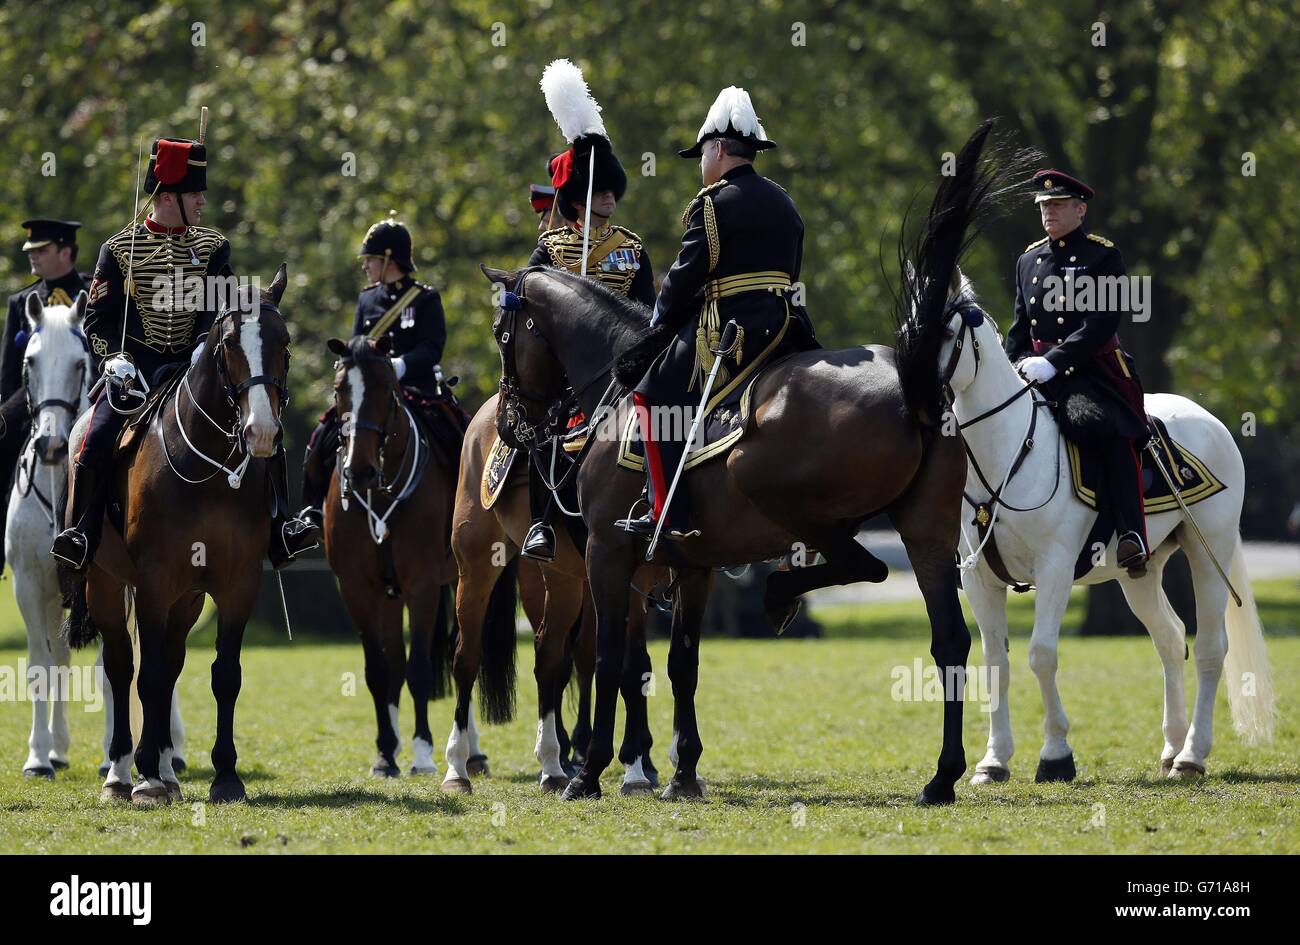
[414,280,436,293]
[1023,236,1049,253]
[1087,233,1115,248]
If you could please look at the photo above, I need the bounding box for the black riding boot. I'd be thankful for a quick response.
[268,447,321,570]
[1105,438,1149,573]
[521,470,557,562]
[51,460,107,572]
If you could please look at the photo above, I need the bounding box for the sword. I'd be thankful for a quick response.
[646,320,739,562]
[1144,439,1242,607]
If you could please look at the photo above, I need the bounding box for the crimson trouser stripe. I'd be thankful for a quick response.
[633,392,667,520]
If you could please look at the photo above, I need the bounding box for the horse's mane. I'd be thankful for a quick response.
[533,267,653,352]
[345,333,388,364]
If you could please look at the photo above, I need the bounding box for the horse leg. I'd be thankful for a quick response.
[561,539,637,801]
[763,534,887,633]
[963,568,1014,784]
[340,580,401,777]
[16,559,59,778]
[444,563,492,793]
[618,596,657,794]
[90,576,133,801]
[660,567,711,800]
[169,680,187,773]
[48,612,73,769]
[130,588,174,805]
[406,587,446,777]
[1024,568,1076,782]
[1171,530,1234,777]
[157,593,201,801]
[1118,552,1189,776]
[209,579,258,803]
[376,597,407,776]
[569,596,596,772]
[534,573,583,792]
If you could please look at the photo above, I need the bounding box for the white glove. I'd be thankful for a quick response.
[1018,356,1058,384]
[391,357,407,381]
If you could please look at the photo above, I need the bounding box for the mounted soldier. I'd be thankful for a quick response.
[51,130,319,571]
[519,62,655,561]
[299,211,465,529]
[529,182,562,234]
[0,218,89,571]
[1004,169,1150,573]
[616,86,817,540]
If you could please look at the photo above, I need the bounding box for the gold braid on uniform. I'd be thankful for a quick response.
[537,224,644,297]
[691,194,731,391]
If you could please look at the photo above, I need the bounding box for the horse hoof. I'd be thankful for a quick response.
[539,775,570,794]
[22,766,55,781]
[209,775,247,804]
[98,763,111,778]
[645,767,661,789]
[1158,758,1176,777]
[1034,754,1076,783]
[621,779,655,797]
[916,780,956,806]
[50,758,70,771]
[370,763,400,779]
[99,782,132,804]
[409,765,439,777]
[132,783,171,807]
[970,766,1010,785]
[466,754,490,777]
[562,760,581,779]
[441,777,473,795]
[164,780,183,802]
[171,757,187,775]
[1168,761,1206,780]
[765,598,802,635]
[660,777,705,801]
[560,777,602,801]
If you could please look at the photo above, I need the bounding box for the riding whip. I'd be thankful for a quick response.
[646,320,740,561]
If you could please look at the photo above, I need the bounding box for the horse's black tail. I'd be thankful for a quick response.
[477,556,518,725]
[430,582,454,700]
[892,120,1038,427]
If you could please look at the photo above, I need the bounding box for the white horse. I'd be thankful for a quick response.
[7,292,186,779]
[937,275,1273,784]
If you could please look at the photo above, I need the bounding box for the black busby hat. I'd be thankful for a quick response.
[540,60,627,224]
[359,211,417,273]
[678,86,776,159]
[548,135,627,223]
[21,218,81,251]
[145,138,208,194]
[1032,169,1094,203]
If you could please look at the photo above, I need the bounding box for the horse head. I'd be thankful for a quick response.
[23,290,91,464]
[327,333,396,493]
[935,267,1007,397]
[213,263,290,459]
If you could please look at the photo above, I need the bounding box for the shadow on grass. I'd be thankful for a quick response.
[246,786,470,815]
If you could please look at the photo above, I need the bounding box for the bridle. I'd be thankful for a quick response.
[941,301,1062,519]
[16,329,92,530]
[334,352,428,544]
[22,327,91,431]
[492,268,623,502]
[161,300,290,489]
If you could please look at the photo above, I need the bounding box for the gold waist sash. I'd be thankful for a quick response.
[694,271,792,390]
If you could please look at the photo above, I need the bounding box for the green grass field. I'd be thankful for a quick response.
[0,581,1296,854]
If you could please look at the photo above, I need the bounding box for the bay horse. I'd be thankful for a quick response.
[323,334,457,778]
[936,273,1273,784]
[447,391,666,793]
[62,265,292,805]
[484,122,1025,804]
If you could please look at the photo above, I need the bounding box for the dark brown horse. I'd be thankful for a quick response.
[323,335,457,778]
[446,391,667,793]
[484,123,1024,804]
[63,265,293,805]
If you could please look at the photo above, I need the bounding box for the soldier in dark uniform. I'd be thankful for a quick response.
[616,86,817,540]
[1005,169,1150,572]
[299,213,452,527]
[519,136,655,561]
[530,183,562,234]
[0,219,89,571]
[51,135,318,571]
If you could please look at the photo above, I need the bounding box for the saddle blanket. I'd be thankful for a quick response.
[1067,415,1225,514]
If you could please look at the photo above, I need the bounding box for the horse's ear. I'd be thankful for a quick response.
[71,290,88,327]
[375,335,392,356]
[266,262,288,306]
[25,291,43,332]
[327,337,348,357]
[480,264,515,286]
